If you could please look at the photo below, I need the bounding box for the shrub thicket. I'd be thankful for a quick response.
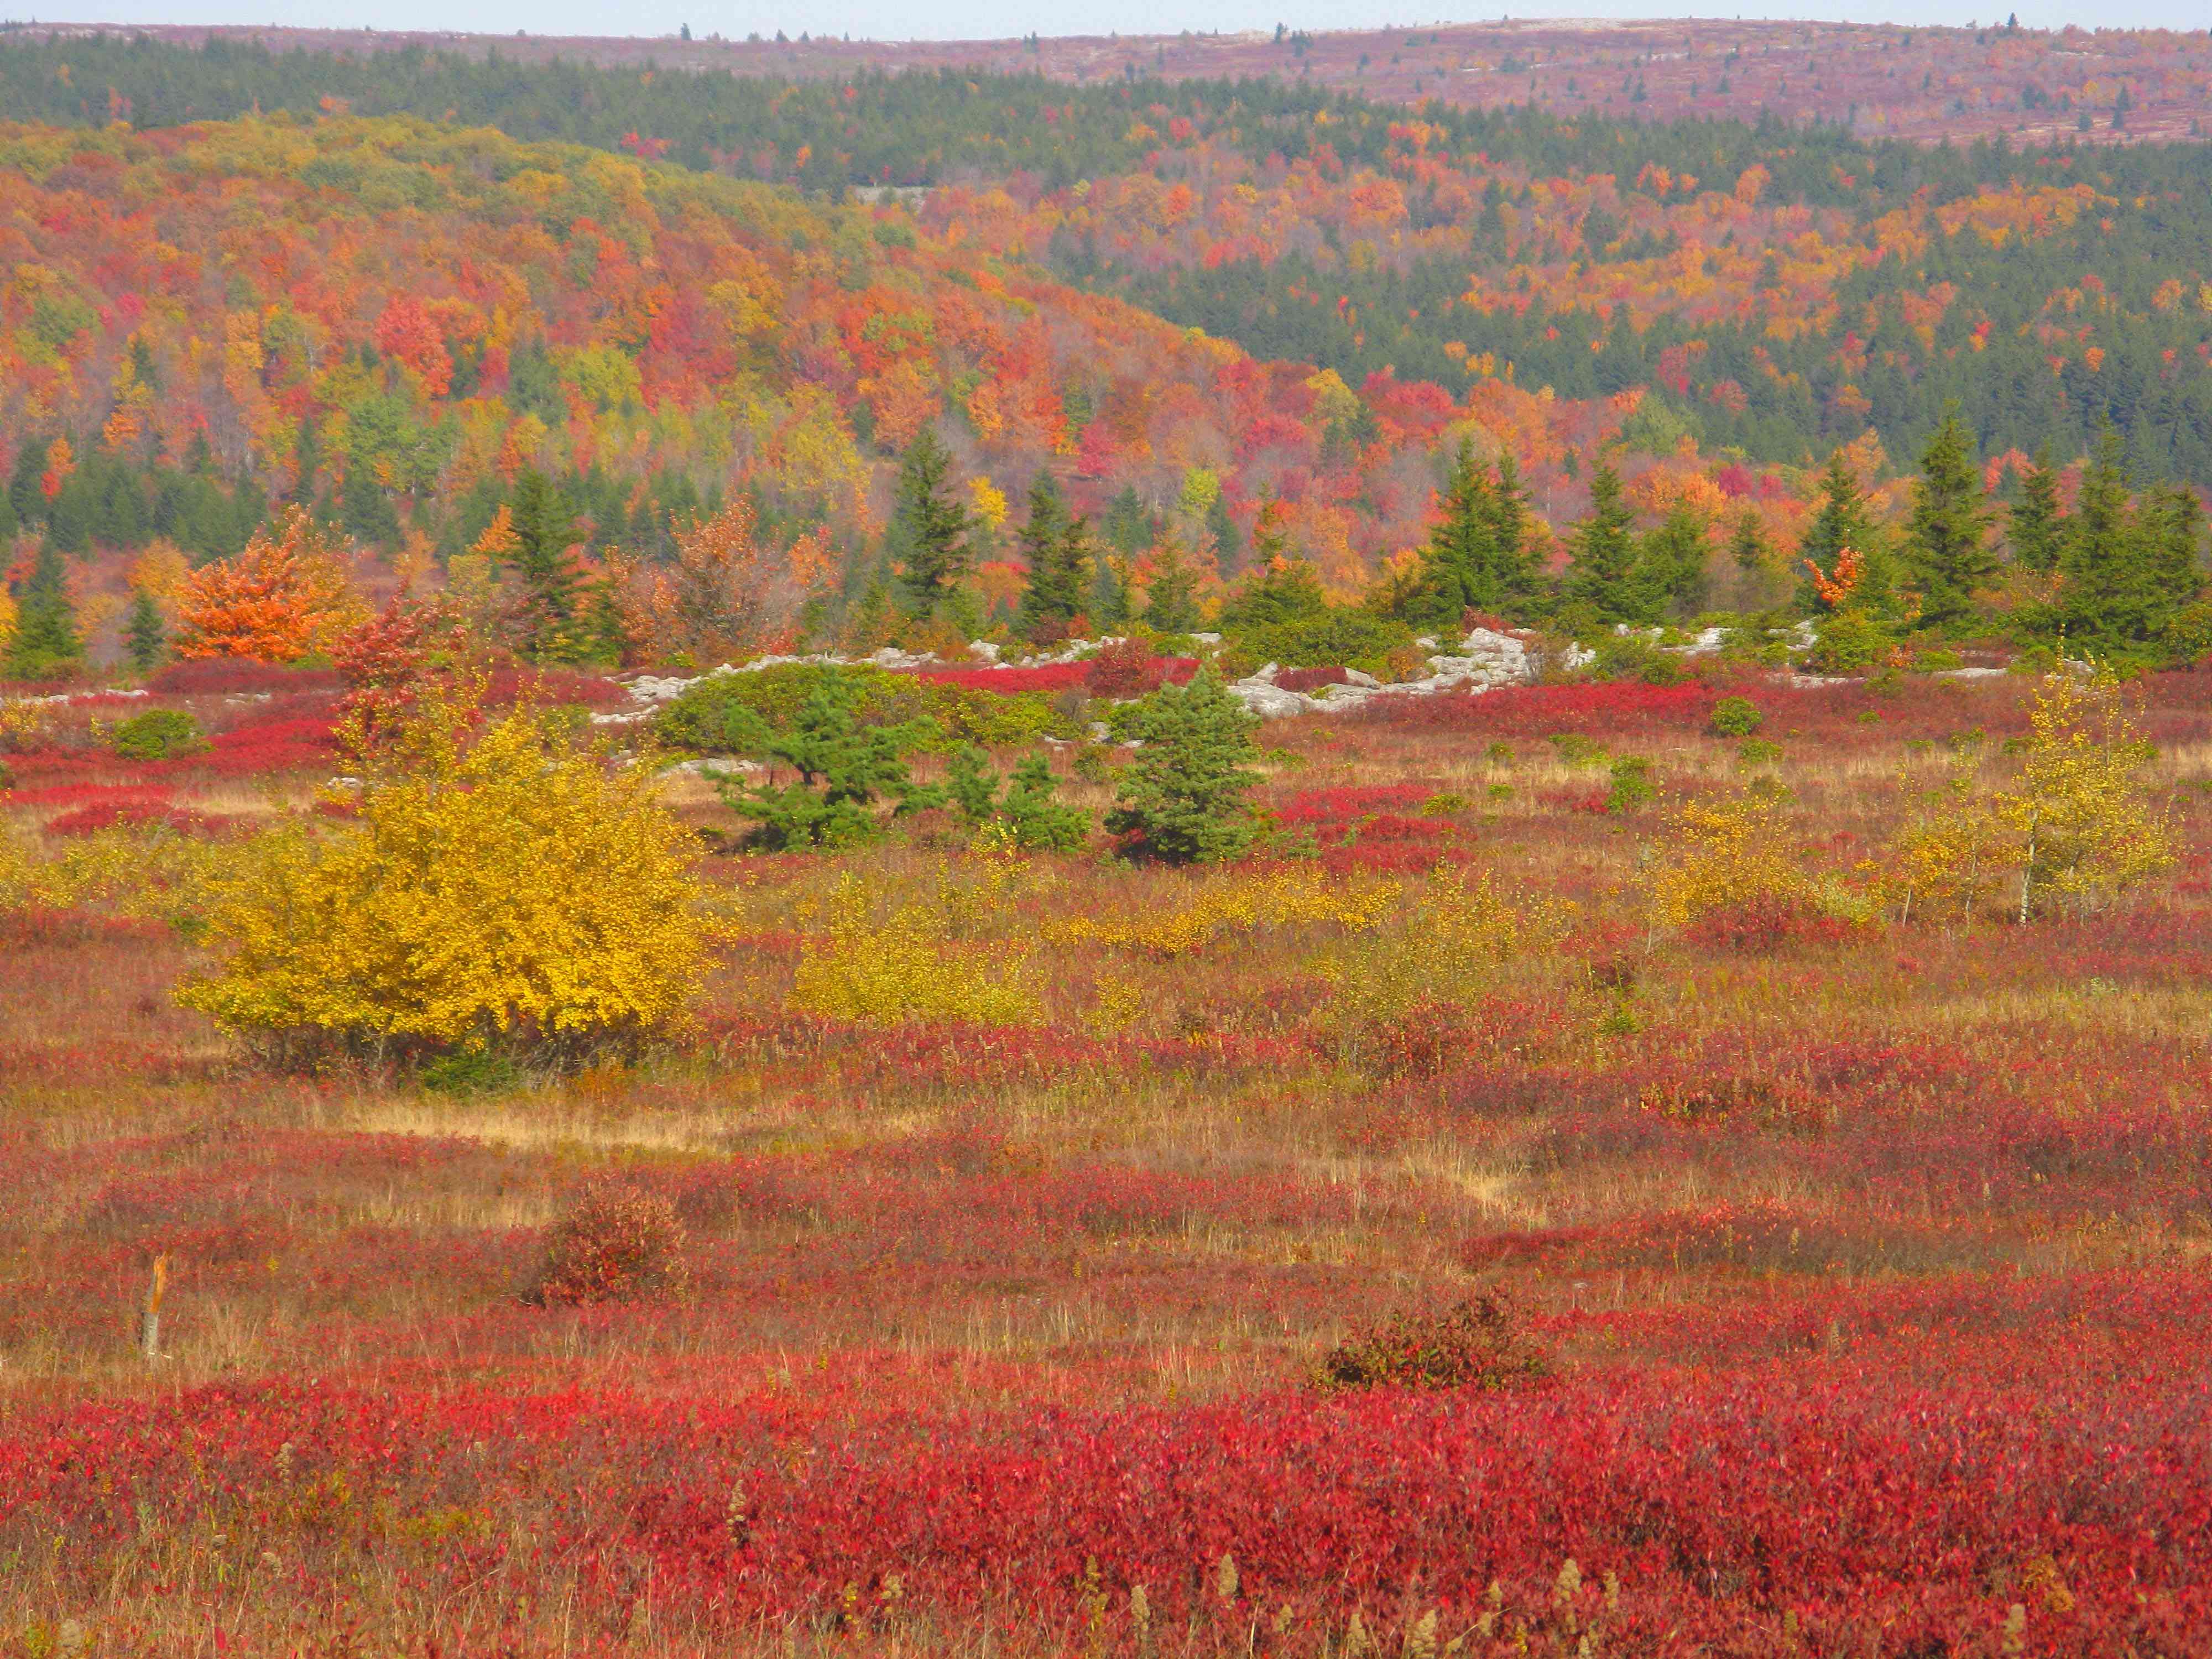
[1312,1290,1554,1392]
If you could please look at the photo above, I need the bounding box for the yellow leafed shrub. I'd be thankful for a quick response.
[1048,865,1400,956]
[176,688,709,1066]
[1647,785,1868,935]
[789,872,1040,1026]
[1,824,228,920]
[1317,867,1573,1029]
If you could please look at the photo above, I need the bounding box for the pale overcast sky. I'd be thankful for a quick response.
[25,0,2211,44]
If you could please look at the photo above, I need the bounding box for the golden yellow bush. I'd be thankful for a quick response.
[1318,867,1572,1029]
[177,688,709,1064]
[1647,785,1866,933]
[1048,866,1400,956]
[789,872,1041,1026]
[1883,759,2010,928]
[1,824,227,920]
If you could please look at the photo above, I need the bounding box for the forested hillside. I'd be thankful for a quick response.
[7,34,2212,489]
[0,111,1603,630]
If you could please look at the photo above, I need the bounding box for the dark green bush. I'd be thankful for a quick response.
[109,708,208,761]
[656,662,1074,754]
[1708,695,1764,737]
[1804,611,1890,674]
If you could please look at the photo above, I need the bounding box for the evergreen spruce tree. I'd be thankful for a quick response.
[2007,445,2066,572]
[2143,484,2207,613]
[124,589,168,674]
[340,463,402,549]
[1489,451,1532,579]
[6,437,49,529]
[1729,507,1769,572]
[1102,484,1154,557]
[1015,473,1088,643]
[3,544,85,680]
[2058,427,2162,647]
[1104,665,1262,864]
[1406,444,1525,626]
[1087,548,1130,633]
[1901,409,1995,631]
[1143,531,1202,633]
[1797,449,1893,615]
[1563,465,1641,622]
[892,427,972,613]
[508,467,587,661]
[1204,489,1241,578]
[1630,506,1710,622]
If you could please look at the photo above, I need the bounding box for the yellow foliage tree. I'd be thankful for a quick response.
[178,684,709,1066]
[2003,667,2174,921]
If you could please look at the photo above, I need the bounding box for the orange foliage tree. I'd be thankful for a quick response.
[618,498,835,664]
[174,508,359,662]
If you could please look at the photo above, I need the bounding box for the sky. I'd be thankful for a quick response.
[23,0,2209,45]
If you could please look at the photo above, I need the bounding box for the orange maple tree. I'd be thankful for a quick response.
[174,508,359,662]
[618,498,835,664]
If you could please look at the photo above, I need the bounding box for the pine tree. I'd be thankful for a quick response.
[124,589,168,674]
[1630,506,1709,622]
[340,463,401,550]
[1408,445,1505,626]
[1901,409,1994,631]
[2142,484,2207,612]
[1798,449,1892,615]
[507,468,586,661]
[1104,665,1262,864]
[1204,489,1241,578]
[1088,547,1130,633]
[1563,465,1640,622]
[2058,427,2162,647]
[2007,445,2065,572]
[1489,452,1531,581]
[1144,531,1202,633]
[3,544,85,680]
[1729,507,1768,572]
[893,427,972,612]
[1015,474,1087,643]
[6,437,49,528]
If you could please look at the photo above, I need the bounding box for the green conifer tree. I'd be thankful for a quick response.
[123,589,168,674]
[1563,465,1641,622]
[1204,489,1241,578]
[2058,427,2162,647]
[1143,531,1203,633]
[1901,409,1995,631]
[1729,507,1769,572]
[1630,506,1710,622]
[1015,473,1087,643]
[1797,449,1894,615]
[893,427,972,613]
[3,544,85,680]
[2007,445,2066,572]
[1104,665,1262,864]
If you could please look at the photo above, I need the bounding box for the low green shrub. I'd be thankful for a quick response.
[109,708,208,762]
[1708,696,1763,737]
